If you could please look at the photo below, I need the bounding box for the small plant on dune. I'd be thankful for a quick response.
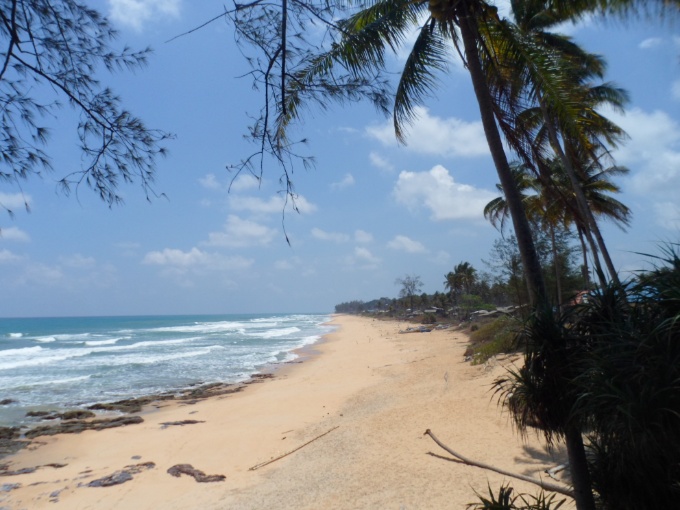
[467,484,566,510]
[467,316,521,365]
[422,312,437,325]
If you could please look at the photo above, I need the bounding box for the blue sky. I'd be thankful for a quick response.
[1,1,679,317]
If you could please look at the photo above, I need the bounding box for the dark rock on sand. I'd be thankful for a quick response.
[88,471,133,487]
[0,428,29,458]
[26,410,96,421]
[25,416,143,438]
[0,400,16,406]
[88,395,175,414]
[87,462,155,488]
[0,463,66,476]
[160,420,205,429]
[166,464,225,482]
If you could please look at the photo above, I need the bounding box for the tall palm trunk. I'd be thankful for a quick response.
[577,226,590,287]
[458,8,595,510]
[457,10,545,307]
[549,224,564,310]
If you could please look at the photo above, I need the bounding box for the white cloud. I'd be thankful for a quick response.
[230,174,261,192]
[430,250,450,265]
[0,249,20,263]
[366,107,488,158]
[387,235,427,254]
[0,192,30,211]
[230,194,317,215]
[143,247,253,272]
[350,247,381,268]
[205,215,277,248]
[0,227,29,242]
[653,202,680,230]
[354,230,373,244]
[199,174,222,190]
[144,247,208,267]
[311,228,350,243]
[60,254,96,268]
[369,152,394,172]
[275,257,301,270]
[331,173,355,190]
[108,0,181,31]
[19,262,64,286]
[639,37,663,49]
[393,164,496,221]
[604,107,680,229]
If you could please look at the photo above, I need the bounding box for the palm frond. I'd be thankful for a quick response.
[394,17,449,143]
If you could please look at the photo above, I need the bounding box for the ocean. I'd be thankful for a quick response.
[0,313,333,427]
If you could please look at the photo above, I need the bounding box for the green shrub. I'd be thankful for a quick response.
[467,316,520,365]
[421,312,437,324]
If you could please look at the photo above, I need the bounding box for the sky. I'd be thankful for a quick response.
[0,1,679,317]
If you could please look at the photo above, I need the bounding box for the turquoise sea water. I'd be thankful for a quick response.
[0,313,332,427]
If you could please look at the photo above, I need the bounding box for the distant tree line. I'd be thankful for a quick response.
[335,228,587,318]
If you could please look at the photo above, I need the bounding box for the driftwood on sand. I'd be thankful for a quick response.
[249,426,339,471]
[424,429,574,498]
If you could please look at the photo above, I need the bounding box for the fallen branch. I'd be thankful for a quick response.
[249,426,339,471]
[545,464,568,481]
[423,429,574,498]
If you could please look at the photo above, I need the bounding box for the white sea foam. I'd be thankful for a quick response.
[248,326,301,339]
[147,321,251,334]
[8,333,23,339]
[0,345,43,357]
[34,336,57,343]
[15,375,92,388]
[0,313,331,427]
[84,337,127,347]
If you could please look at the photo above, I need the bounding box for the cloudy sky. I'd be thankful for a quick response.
[1,1,679,317]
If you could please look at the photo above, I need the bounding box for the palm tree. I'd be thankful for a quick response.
[445,262,478,312]
[286,0,548,308]
[481,0,630,289]
[485,161,571,308]
[272,2,614,507]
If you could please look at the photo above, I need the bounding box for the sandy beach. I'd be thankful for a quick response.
[0,315,571,509]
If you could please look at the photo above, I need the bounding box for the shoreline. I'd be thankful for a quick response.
[0,315,336,435]
[0,315,570,509]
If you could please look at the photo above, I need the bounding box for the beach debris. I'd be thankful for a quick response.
[1,483,20,492]
[545,463,569,481]
[87,462,155,488]
[249,426,340,471]
[166,464,225,482]
[160,420,205,429]
[399,326,434,334]
[423,429,574,498]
